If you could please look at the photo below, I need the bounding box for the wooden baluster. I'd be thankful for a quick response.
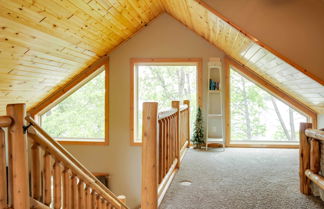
[299,122,312,195]
[63,169,72,209]
[169,116,172,166]
[97,196,102,209]
[172,101,180,168]
[184,100,190,148]
[158,120,162,183]
[310,139,320,174]
[44,152,52,206]
[86,186,92,209]
[72,175,79,209]
[0,128,7,209]
[103,200,108,209]
[7,104,29,209]
[32,143,41,201]
[92,191,98,209]
[166,117,170,170]
[107,202,112,209]
[141,102,158,209]
[79,181,86,209]
[54,161,62,209]
[171,116,174,164]
[162,119,167,179]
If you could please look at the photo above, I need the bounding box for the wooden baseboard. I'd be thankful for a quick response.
[227,143,299,149]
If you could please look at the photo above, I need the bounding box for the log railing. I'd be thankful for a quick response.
[299,122,324,195]
[142,100,190,209]
[0,103,129,209]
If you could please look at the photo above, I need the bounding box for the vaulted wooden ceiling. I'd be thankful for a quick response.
[0,0,323,115]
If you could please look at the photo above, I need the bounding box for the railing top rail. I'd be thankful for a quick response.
[158,108,177,120]
[25,116,129,209]
[305,129,324,141]
[0,116,13,128]
[180,104,188,112]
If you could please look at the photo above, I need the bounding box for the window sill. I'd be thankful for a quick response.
[55,138,109,146]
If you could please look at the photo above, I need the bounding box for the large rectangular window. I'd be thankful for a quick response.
[40,65,108,144]
[130,59,202,145]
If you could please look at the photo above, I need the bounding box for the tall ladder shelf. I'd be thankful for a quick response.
[206,58,224,150]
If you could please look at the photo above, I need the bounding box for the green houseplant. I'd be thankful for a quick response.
[191,107,205,149]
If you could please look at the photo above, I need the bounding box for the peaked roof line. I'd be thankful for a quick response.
[195,0,324,86]
[27,0,323,115]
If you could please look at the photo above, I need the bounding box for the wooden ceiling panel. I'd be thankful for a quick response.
[162,0,324,113]
[0,0,164,114]
[0,0,322,115]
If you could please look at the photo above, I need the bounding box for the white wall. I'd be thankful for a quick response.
[62,13,224,209]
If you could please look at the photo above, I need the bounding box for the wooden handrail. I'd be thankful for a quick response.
[142,100,190,209]
[305,170,324,190]
[305,129,324,141]
[180,104,188,112]
[0,116,13,127]
[25,116,129,209]
[30,198,51,209]
[158,108,177,120]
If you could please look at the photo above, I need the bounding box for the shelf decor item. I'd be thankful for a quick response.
[192,107,205,149]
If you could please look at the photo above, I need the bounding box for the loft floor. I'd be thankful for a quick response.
[159,148,324,209]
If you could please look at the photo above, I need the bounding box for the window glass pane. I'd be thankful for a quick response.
[230,67,307,143]
[135,65,197,142]
[41,70,105,140]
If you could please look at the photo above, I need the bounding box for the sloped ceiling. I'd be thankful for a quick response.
[0,0,163,115]
[0,0,323,115]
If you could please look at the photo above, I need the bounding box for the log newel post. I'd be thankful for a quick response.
[141,102,158,209]
[183,100,190,148]
[172,101,180,168]
[299,122,312,195]
[6,103,30,209]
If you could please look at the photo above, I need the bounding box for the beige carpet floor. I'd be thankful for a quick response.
[159,148,324,209]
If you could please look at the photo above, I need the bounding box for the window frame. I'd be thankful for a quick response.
[35,61,109,146]
[130,58,203,146]
[224,57,317,148]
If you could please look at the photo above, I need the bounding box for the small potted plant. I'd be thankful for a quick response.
[191,107,205,149]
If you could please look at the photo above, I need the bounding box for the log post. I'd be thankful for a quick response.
[141,102,158,209]
[183,100,190,148]
[6,103,30,209]
[0,128,7,209]
[299,122,312,195]
[310,139,320,174]
[172,101,180,168]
